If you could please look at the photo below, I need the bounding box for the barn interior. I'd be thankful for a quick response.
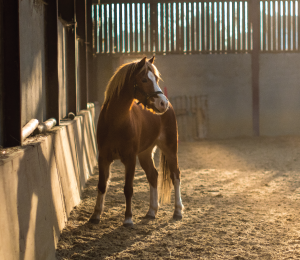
[1,0,300,259]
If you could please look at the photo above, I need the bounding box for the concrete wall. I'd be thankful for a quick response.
[95,53,300,138]
[154,54,253,138]
[0,106,98,260]
[260,53,300,136]
[19,0,47,126]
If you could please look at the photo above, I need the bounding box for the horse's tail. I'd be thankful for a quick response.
[158,151,173,204]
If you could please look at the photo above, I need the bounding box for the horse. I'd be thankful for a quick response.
[89,56,183,227]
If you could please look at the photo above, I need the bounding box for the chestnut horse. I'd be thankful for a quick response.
[89,57,183,226]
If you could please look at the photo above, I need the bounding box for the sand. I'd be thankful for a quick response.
[56,136,300,259]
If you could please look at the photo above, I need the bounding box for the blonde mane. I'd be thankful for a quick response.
[103,59,161,105]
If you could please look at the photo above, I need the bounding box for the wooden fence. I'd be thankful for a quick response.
[93,0,300,55]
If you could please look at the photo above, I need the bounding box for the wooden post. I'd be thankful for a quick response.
[250,0,260,136]
[58,0,77,115]
[76,0,88,111]
[45,0,60,125]
[150,3,158,53]
[86,0,94,102]
[2,0,22,147]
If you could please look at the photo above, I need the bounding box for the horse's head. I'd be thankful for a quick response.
[133,57,169,115]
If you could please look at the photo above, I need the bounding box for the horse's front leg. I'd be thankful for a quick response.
[138,146,159,219]
[89,157,112,224]
[121,156,136,227]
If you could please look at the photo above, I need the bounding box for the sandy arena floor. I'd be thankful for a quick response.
[56,136,300,259]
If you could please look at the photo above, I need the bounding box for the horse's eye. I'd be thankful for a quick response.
[142,78,147,83]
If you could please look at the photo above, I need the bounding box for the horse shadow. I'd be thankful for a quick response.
[56,215,170,259]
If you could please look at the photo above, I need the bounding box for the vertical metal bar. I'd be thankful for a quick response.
[268,1,271,51]
[283,0,286,50]
[278,1,281,50]
[2,0,22,146]
[131,4,134,53]
[250,0,260,136]
[232,1,235,51]
[124,4,128,52]
[99,5,103,53]
[92,5,96,52]
[262,0,266,51]
[237,1,240,51]
[273,0,276,51]
[157,3,164,52]
[227,1,230,51]
[130,4,133,53]
[171,3,174,52]
[109,4,112,53]
[182,3,185,52]
[298,0,300,50]
[207,2,210,51]
[145,4,149,52]
[103,4,107,53]
[288,0,291,50]
[151,3,158,53]
[166,3,170,52]
[119,3,124,53]
[114,3,118,53]
[139,3,143,53]
[201,2,205,51]
[195,2,199,51]
[217,2,220,51]
[242,1,246,51]
[222,1,226,51]
[135,3,138,52]
[211,2,215,52]
[248,1,252,51]
[176,3,180,52]
[186,2,189,52]
[293,0,296,50]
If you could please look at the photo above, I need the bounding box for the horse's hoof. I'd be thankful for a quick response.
[123,222,134,228]
[145,214,156,219]
[89,218,100,224]
[173,213,182,220]
[123,217,134,227]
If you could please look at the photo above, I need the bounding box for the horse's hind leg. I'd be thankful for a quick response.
[138,146,159,219]
[89,157,112,224]
[159,144,184,220]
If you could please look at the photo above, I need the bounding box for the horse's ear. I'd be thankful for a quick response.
[149,56,155,64]
[137,57,147,70]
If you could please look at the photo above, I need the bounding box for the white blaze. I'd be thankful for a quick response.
[147,71,168,106]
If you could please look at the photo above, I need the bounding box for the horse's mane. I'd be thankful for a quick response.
[103,60,161,105]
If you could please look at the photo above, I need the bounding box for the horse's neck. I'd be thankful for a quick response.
[105,83,134,119]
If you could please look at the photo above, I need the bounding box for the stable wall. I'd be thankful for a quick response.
[260,53,300,136]
[95,53,300,138]
[19,0,47,126]
[154,54,253,138]
[0,106,98,260]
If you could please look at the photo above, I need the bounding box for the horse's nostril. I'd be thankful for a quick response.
[160,101,165,108]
